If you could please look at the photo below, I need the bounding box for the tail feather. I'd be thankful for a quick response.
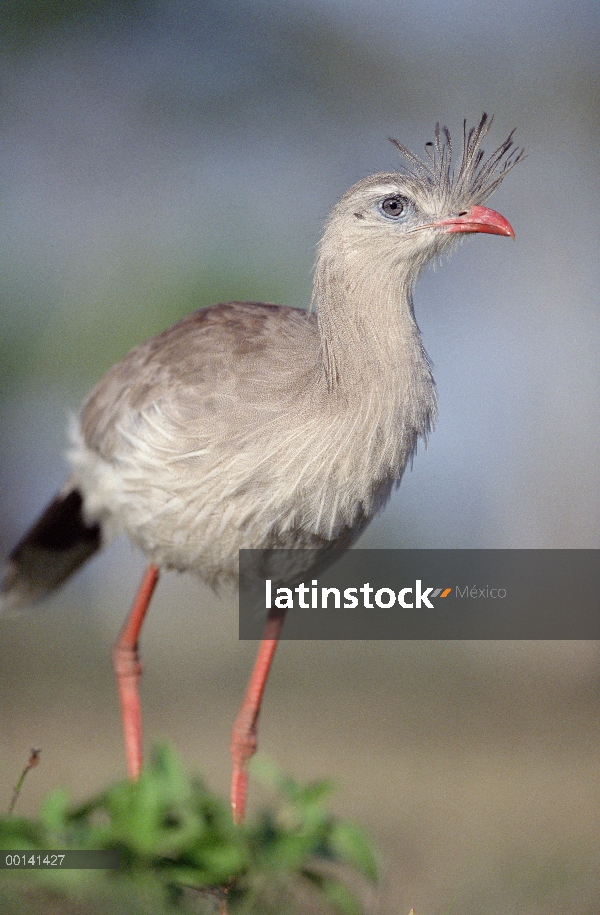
[0,488,101,612]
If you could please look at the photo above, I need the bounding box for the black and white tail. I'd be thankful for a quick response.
[0,487,101,613]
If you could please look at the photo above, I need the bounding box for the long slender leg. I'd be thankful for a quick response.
[230,606,287,824]
[112,563,160,780]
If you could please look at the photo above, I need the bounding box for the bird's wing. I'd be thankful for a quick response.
[80,301,320,461]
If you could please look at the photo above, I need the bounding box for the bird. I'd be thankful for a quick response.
[0,114,523,824]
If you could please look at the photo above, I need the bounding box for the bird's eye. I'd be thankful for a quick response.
[379,195,408,219]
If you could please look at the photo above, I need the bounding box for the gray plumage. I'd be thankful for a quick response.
[0,114,522,609]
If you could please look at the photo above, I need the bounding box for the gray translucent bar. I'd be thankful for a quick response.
[239,549,600,640]
[0,850,121,869]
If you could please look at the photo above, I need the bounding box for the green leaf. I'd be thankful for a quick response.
[39,788,70,836]
[329,822,380,883]
[0,815,42,849]
[315,874,365,915]
[323,879,363,915]
[252,758,334,807]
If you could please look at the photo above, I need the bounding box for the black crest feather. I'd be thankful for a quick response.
[390,113,524,210]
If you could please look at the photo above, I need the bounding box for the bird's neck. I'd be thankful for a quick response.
[313,241,434,407]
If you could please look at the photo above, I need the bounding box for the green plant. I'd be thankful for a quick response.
[0,746,379,915]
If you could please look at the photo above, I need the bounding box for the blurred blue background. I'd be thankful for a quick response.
[1,2,599,913]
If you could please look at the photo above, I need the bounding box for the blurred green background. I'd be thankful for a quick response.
[1,1,599,913]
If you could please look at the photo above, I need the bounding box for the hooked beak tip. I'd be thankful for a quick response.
[433,205,515,239]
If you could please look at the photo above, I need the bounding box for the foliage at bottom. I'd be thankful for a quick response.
[0,746,379,915]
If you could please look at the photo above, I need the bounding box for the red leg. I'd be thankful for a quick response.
[112,563,160,780]
[230,607,286,824]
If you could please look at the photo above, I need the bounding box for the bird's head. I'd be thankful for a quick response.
[317,114,524,287]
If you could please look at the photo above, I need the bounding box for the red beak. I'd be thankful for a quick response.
[432,205,515,238]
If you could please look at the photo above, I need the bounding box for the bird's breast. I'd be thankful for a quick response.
[71,359,434,589]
